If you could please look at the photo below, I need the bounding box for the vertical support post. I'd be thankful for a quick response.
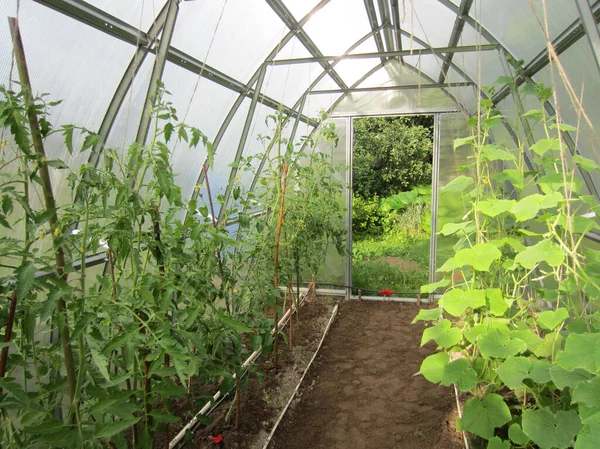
[218,65,268,222]
[575,0,600,75]
[429,114,441,288]
[135,0,180,147]
[345,117,354,301]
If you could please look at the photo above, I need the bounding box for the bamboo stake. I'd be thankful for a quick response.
[273,162,289,374]
[8,17,78,407]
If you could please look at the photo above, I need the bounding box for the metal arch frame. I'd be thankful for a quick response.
[377,0,396,52]
[438,0,474,84]
[135,0,180,147]
[390,0,404,54]
[264,0,348,90]
[187,1,335,210]
[364,0,387,64]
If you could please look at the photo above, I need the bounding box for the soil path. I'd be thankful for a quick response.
[269,301,464,449]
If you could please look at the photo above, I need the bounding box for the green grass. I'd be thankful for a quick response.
[352,232,430,296]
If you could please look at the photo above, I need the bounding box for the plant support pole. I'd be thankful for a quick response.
[8,17,78,405]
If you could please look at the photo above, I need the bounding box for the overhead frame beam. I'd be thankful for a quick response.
[390,0,404,54]
[265,0,348,90]
[438,0,474,84]
[364,0,387,64]
[377,0,396,52]
[310,81,473,95]
[268,44,498,65]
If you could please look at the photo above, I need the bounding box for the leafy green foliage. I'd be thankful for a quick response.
[0,85,344,447]
[353,115,433,199]
[413,69,600,448]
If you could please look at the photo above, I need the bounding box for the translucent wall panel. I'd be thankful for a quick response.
[196,98,251,217]
[348,36,379,55]
[471,0,579,64]
[435,112,472,278]
[402,54,444,83]
[305,92,342,118]
[447,44,509,89]
[335,59,382,87]
[235,103,294,193]
[262,62,324,106]
[332,63,456,116]
[85,0,166,29]
[410,0,456,47]
[531,38,600,193]
[273,35,312,60]
[160,62,241,202]
[313,117,347,286]
[0,2,139,209]
[303,0,371,55]
[103,56,154,154]
[172,0,287,83]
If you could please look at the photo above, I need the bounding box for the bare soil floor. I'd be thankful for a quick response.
[269,301,464,449]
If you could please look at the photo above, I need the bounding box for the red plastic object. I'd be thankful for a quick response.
[379,289,394,296]
[212,435,224,444]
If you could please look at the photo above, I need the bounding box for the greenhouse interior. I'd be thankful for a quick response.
[2,0,600,448]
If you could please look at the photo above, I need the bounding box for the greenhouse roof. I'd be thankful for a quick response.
[1,0,600,211]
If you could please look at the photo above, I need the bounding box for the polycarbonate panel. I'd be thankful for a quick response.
[409,0,456,47]
[103,55,155,153]
[400,35,427,52]
[444,85,478,114]
[470,0,580,64]
[532,38,600,193]
[273,35,312,60]
[235,102,295,192]
[335,58,382,87]
[172,0,287,83]
[303,0,371,55]
[282,0,323,21]
[314,117,347,286]
[312,73,340,92]
[448,44,509,89]
[305,92,342,118]
[1,2,140,208]
[197,98,252,217]
[402,54,444,83]
[348,35,379,55]
[262,62,324,106]
[160,62,241,202]
[85,0,166,29]
[436,112,472,278]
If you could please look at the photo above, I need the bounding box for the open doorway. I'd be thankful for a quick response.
[351,115,434,299]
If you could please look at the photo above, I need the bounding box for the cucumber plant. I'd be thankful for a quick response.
[415,63,600,449]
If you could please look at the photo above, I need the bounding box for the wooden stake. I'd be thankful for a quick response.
[8,17,78,407]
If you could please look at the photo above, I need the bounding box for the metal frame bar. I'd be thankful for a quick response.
[575,0,600,74]
[345,117,353,301]
[265,0,348,90]
[364,0,387,64]
[217,67,268,222]
[135,0,180,147]
[85,3,169,168]
[438,0,474,84]
[390,0,403,53]
[377,0,396,52]
[429,113,441,285]
[311,81,473,95]
[268,44,498,65]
